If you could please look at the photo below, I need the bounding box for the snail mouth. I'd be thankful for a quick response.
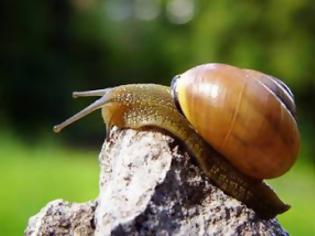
[171,75,184,115]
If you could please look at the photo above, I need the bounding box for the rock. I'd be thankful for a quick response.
[24,200,96,236]
[25,127,288,236]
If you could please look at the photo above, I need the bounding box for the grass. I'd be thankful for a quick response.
[0,132,99,235]
[0,131,314,235]
[268,159,315,235]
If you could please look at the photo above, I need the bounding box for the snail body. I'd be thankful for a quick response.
[53,63,300,219]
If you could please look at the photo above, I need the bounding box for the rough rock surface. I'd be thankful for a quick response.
[25,200,96,236]
[25,127,288,236]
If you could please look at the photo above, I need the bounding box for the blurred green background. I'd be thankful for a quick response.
[0,0,314,235]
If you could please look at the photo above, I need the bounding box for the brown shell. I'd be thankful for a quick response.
[172,63,300,179]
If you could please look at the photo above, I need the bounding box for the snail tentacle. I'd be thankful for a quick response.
[72,88,112,98]
[53,90,113,133]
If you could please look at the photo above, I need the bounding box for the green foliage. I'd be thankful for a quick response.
[0,132,99,235]
[1,0,315,137]
[269,160,315,235]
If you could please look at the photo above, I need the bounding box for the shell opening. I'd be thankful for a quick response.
[171,75,184,115]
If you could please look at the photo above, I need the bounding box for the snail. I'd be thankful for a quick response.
[53,63,300,219]
[171,64,300,179]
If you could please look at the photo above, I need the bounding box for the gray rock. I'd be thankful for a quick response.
[25,200,96,236]
[25,127,288,236]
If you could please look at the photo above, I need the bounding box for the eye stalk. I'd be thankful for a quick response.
[53,88,112,133]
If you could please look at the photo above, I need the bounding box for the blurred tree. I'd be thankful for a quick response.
[0,0,314,157]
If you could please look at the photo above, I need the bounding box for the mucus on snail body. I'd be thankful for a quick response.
[53,63,300,219]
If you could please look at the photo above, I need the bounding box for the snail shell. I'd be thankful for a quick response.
[171,63,300,179]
